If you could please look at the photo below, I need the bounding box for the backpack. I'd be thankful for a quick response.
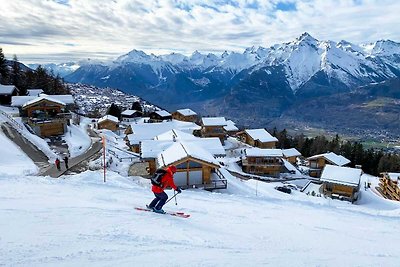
[151,168,168,187]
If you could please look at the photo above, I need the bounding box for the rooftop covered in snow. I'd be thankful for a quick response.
[98,115,119,124]
[22,95,66,108]
[320,165,362,187]
[201,117,227,126]
[282,148,302,157]
[224,120,239,132]
[12,94,74,107]
[244,129,278,143]
[141,137,225,159]
[308,152,351,166]
[244,148,283,157]
[27,89,44,96]
[121,109,141,116]
[157,141,220,167]
[175,108,197,116]
[127,120,201,144]
[154,110,171,117]
[0,84,18,95]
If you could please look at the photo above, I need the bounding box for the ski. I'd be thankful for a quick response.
[135,207,190,218]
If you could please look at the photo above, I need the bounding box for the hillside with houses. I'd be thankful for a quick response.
[1,80,400,266]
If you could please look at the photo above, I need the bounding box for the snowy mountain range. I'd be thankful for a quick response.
[40,33,400,135]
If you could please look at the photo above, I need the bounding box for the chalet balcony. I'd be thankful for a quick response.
[26,112,72,126]
[241,159,282,167]
[201,128,225,134]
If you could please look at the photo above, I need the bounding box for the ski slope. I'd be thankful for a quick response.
[1,170,400,267]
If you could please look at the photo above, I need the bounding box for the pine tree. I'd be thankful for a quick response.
[107,103,121,119]
[131,101,142,112]
[0,48,9,83]
[11,55,28,95]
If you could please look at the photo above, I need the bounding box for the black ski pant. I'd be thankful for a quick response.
[149,191,168,210]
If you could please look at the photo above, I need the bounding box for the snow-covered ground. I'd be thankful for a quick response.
[0,131,38,176]
[1,170,400,267]
[63,123,91,157]
[1,138,400,266]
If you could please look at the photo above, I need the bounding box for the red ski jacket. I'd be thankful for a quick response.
[152,167,178,193]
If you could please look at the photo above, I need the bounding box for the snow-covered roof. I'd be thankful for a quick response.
[320,165,362,187]
[176,108,197,116]
[245,129,278,143]
[22,95,66,108]
[224,120,239,132]
[201,117,227,126]
[157,141,220,167]
[141,137,226,158]
[12,94,74,107]
[308,152,350,166]
[27,89,44,96]
[0,84,17,95]
[282,159,301,175]
[121,109,141,116]
[154,129,198,141]
[244,148,283,157]
[98,115,119,124]
[155,110,171,117]
[282,148,301,157]
[127,120,201,144]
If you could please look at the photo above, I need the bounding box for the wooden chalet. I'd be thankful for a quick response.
[149,110,172,122]
[0,84,19,105]
[121,109,142,122]
[320,165,362,203]
[238,129,278,149]
[21,95,71,137]
[157,142,226,190]
[200,117,227,144]
[172,108,198,123]
[378,172,400,201]
[282,148,302,164]
[307,152,351,178]
[224,120,239,136]
[97,115,119,131]
[241,148,284,177]
[140,138,226,190]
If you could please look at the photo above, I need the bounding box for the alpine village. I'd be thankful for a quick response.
[2,32,400,266]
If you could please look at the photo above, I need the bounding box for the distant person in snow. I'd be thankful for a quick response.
[55,158,61,171]
[147,165,181,214]
[64,156,69,169]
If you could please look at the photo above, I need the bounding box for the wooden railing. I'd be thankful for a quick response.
[0,109,24,132]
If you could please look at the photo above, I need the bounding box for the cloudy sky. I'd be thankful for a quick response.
[0,0,399,64]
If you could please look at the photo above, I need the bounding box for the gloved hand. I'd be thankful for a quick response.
[176,187,182,194]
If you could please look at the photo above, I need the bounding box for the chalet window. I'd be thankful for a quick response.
[310,162,318,168]
[188,161,202,168]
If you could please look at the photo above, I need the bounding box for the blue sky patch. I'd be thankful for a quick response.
[276,1,297,12]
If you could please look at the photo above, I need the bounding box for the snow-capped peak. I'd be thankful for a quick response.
[115,49,159,64]
[294,32,318,46]
[365,40,400,56]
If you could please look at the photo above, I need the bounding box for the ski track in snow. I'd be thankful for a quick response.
[1,171,400,267]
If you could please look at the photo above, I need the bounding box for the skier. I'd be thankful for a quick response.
[147,165,181,214]
[55,158,61,171]
[64,156,69,169]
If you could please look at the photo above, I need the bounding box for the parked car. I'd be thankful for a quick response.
[275,186,291,194]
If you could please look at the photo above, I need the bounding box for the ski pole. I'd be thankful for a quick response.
[165,192,180,205]
[174,190,178,205]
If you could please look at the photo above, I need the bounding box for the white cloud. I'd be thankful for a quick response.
[0,0,399,63]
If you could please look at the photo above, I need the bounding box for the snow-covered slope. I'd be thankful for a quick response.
[1,171,400,266]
